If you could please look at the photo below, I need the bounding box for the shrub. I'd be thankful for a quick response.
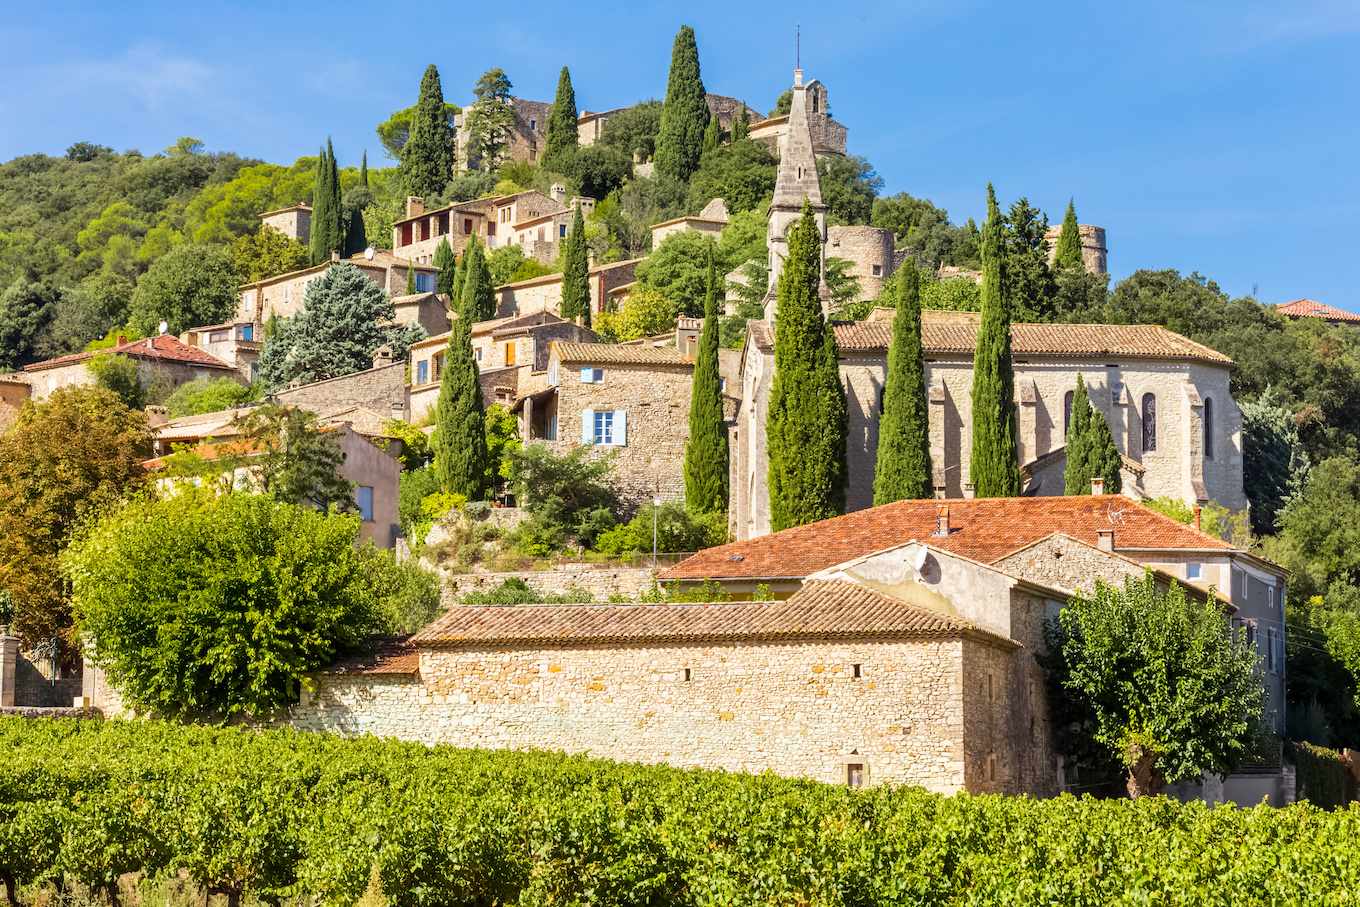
[594,502,726,556]
[457,578,591,606]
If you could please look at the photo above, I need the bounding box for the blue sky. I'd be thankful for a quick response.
[2,1,1356,311]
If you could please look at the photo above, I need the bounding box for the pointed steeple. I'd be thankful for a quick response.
[764,67,828,318]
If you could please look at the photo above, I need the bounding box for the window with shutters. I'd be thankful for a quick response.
[464,218,473,235]
[355,487,374,522]
[505,342,517,366]
[401,223,413,246]
[594,410,614,444]
[1141,393,1157,452]
[439,212,449,235]
[581,367,603,383]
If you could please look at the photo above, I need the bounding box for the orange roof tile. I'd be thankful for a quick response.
[320,637,419,675]
[1275,299,1360,323]
[660,497,1241,581]
[552,342,692,366]
[24,335,235,373]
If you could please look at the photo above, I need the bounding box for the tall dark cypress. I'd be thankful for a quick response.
[1064,373,1122,494]
[542,66,579,170]
[459,237,496,323]
[969,184,1020,497]
[766,200,848,531]
[559,203,590,327]
[325,139,343,257]
[684,247,729,514]
[343,150,369,258]
[1054,198,1083,271]
[400,64,456,198]
[404,260,417,296]
[308,141,343,265]
[733,101,750,141]
[432,312,489,500]
[655,25,709,182]
[450,251,467,316]
[702,112,722,153]
[873,263,932,504]
[433,238,456,297]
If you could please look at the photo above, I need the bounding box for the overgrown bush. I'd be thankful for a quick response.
[503,445,619,553]
[457,578,591,606]
[1292,741,1356,809]
[595,502,726,556]
[368,553,445,634]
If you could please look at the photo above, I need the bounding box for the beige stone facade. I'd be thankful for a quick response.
[453,98,553,170]
[496,259,639,320]
[237,254,440,325]
[179,322,261,384]
[391,191,567,266]
[23,335,240,402]
[258,205,311,242]
[0,375,31,434]
[826,225,908,300]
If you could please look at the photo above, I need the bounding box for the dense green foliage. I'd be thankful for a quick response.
[458,577,592,606]
[1004,198,1055,322]
[464,69,515,172]
[1053,199,1083,271]
[766,201,847,531]
[635,229,722,318]
[2,719,1360,907]
[232,222,309,282]
[86,353,146,410]
[128,243,239,335]
[686,138,778,215]
[431,314,489,501]
[308,139,343,266]
[596,100,662,163]
[873,264,932,504]
[541,66,579,170]
[457,236,496,322]
[1241,386,1310,535]
[593,285,676,343]
[504,444,619,553]
[374,100,459,162]
[558,203,590,326]
[432,237,456,296]
[683,251,728,514]
[871,192,980,269]
[67,491,388,718]
[817,155,883,226]
[1063,373,1122,495]
[1042,572,1266,797]
[399,65,456,197]
[654,26,709,182]
[258,262,425,389]
[163,376,260,418]
[969,185,1020,497]
[595,501,726,556]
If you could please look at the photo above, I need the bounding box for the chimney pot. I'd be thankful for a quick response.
[963,484,976,499]
[1097,529,1114,552]
[331,250,340,262]
[1091,477,1105,495]
[116,334,127,347]
[1193,505,1202,531]
[933,505,951,537]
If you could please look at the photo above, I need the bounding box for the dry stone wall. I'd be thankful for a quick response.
[442,566,659,603]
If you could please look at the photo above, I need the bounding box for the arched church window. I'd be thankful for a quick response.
[1064,390,1074,439]
[1142,393,1157,452]
[1203,397,1214,459]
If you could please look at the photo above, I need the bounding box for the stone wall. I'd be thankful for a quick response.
[1043,224,1108,276]
[260,208,310,242]
[286,637,986,793]
[827,226,899,300]
[443,566,659,602]
[275,361,408,419]
[0,377,30,434]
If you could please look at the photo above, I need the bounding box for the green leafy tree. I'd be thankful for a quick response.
[400,65,457,196]
[231,225,310,283]
[341,153,371,258]
[258,262,426,389]
[1242,387,1310,536]
[404,260,417,296]
[559,203,591,326]
[817,155,883,226]
[597,99,662,162]
[375,101,459,161]
[430,314,489,501]
[67,489,386,719]
[593,286,676,343]
[1042,572,1266,798]
[504,444,619,552]
[1063,373,1122,495]
[595,501,725,555]
[164,376,260,418]
[770,89,792,117]
[553,145,633,200]
[654,26,709,182]
[873,263,932,504]
[128,244,239,336]
[969,185,1020,497]
[766,201,848,531]
[686,139,779,215]
[684,249,728,514]
[86,353,145,411]
[433,238,456,296]
[542,66,579,170]
[0,387,150,654]
[1053,199,1083,271]
[0,280,59,369]
[871,192,981,269]
[635,230,722,318]
[732,101,750,141]
[1005,197,1055,322]
[485,403,521,501]
[702,113,722,153]
[465,69,515,172]
[458,236,496,323]
[823,257,862,314]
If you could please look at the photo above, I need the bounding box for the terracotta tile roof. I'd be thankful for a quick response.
[320,637,419,675]
[411,579,1012,647]
[1275,299,1360,323]
[24,335,235,373]
[748,320,1232,364]
[552,342,692,366]
[660,497,1240,581]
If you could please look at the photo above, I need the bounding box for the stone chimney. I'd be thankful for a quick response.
[331,250,341,262]
[406,196,424,219]
[1097,529,1114,552]
[1091,477,1104,495]
[372,344,393,370]
[116,334,127,347]
[933,505,950,537]
[963,484,976,499]
[1193,504,1202,531]
[144,405,169,427]
[550,183,567,204]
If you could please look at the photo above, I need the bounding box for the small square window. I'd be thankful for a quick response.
[987,755,997,782]
[581,367,603,383]
[560,224,567,238]
[872,264,882,276]
[1187,562,1203,580]
[846,763,865,789]
[987,674,995,699]
[683,668,692,682]
[852,663,862,678]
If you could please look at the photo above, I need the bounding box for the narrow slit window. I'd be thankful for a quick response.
[846,763,864,788]
[683,668,692,682]
[852,663,862,678]
[1203,397,1214,459]
[1064,390,1074,438]
[1142,393,1157,452]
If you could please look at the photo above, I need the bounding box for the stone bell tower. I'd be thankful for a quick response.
[763,68,829,320]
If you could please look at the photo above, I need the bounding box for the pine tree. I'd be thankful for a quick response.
[459,237,496,323]
[400,64,456,198]
[404,260,417,296]
[684,247,729,514]
[702,112,722,153]
[433,238,456,297]
[1054,198,1084,271]
[542,66,579,170]
[969,184,1020,497]
[559,203,590,326]
[766,200,848,531]
[1064,374,1122,494]
[432,312,489,500]
[655,25,709,182]
[873,262,932,504]
[733,101,750,141]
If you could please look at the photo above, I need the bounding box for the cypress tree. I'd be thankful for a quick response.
[559,203,590,326]
[766,200,848,531]
[873,262,932,504]
[655,25,709,182]
[702,112,722,153]
[308,145,331,266]
[459,237,496,323]
[684,247,729,514]
[450,251,467,316]
[360,151,368,187]
[1064,373,1122,494]
[733,101,750,141]
[542,66,579,170]
[433,238,456,296]
[400,64,456,198]
[969,184,1020,497]
[325,139,343,257]
[404,260,417,296]
[343,149,369,258]
[432,312,489,500]
[1054,198,1084,271]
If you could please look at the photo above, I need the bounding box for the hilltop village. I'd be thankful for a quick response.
[2,25,1358,822]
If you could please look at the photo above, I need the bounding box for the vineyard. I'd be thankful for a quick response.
[1,718,1358,907]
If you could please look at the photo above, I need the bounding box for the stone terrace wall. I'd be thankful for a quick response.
[275,361,407,417]
[285,637,972,792]
[442,566,659,603]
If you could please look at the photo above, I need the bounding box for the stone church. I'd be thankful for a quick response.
[730,70,1247,541]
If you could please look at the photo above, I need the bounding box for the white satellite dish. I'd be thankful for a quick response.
[364,246,375,261]
[157,321,168,335]
[913,547,929,571]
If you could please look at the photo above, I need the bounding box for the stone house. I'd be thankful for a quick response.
[495,259,640,321]
[237,252,442,329]
[179,321,262,384]
[516,337,740,508]
[22,334,241,402]
[651,199,730,247]
[1274,298,1360,327]
[0,374,32,433]
[454,98,553,169]
[258,205,311,242]
[390,191,571,266]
